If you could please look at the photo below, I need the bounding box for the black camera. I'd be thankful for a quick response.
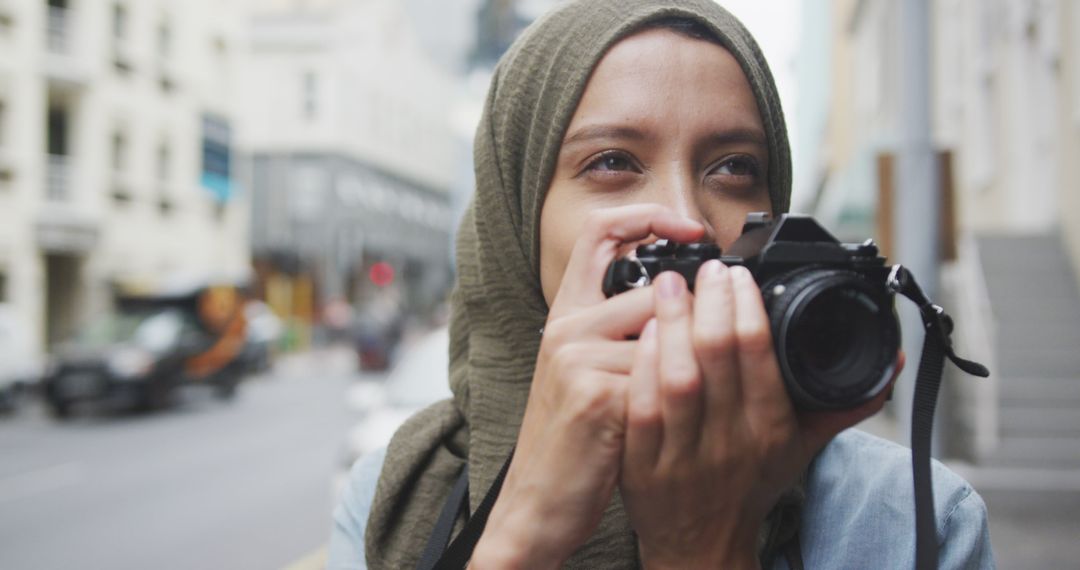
[603,212,901,410]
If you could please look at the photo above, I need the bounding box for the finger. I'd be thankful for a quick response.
[582,340,638,375]
[551,204,705,314]
[729,266,789,417]
[692,260,741,434]
[546,286,655,342]
[655,271,704,460]
[625,319,662,470]
[800,350,906,451]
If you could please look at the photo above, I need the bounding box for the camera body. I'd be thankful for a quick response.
[603,212,901,410]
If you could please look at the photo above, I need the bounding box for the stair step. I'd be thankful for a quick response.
[991,304,1080,323]
[1000,380,1080,409]
[974,233,1080,471]
[1000,408,1080,437]
[999,377,1080,398]
[981,438,1080,469]
[996,327,1080,351]
[948,463,1080,492]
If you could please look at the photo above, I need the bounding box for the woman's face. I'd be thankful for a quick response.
[538,28,773,306]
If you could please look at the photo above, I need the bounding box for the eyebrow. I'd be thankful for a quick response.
[562,125,650,147]
[561,124,768,149]
[703,128,768,147]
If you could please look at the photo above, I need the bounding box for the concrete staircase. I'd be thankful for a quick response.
[959,234,1080,488]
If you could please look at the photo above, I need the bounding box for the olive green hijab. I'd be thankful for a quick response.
[365,1,795,567]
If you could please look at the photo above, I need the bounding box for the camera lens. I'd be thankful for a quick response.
[790,289,878,383]
[765,268,899,410]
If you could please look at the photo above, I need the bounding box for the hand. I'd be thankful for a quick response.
[471,205,705,569]
[620,261,903,569]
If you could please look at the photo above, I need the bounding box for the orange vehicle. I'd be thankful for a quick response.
[43,280,249,417]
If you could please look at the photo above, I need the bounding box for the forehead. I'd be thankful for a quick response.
[568,28,764,135]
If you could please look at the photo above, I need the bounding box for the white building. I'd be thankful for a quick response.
[240,0,465,314]
[0,0,250,356]
[800,0,1080,484]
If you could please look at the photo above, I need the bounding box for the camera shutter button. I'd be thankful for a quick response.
[638,239,674,257]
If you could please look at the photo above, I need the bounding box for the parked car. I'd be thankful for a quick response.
[42,280,249,418]
[0,305,42,413]
[336,326,451,492]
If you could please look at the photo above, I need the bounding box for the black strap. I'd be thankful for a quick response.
[783,532,805,570]
[425,449,514,570]
[888,265,989,570]
[911,328,946,570]
[416,464,471,570]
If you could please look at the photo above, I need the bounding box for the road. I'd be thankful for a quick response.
[0,348,363,570]
[2,344,1075,569]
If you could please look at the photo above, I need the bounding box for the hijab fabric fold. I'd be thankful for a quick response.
[366,1,795,567]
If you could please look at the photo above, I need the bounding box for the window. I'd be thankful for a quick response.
[157,140,173,216]
[47,106,68,156]
[158,20,171,57]
[303,71,318,120]
[156,140,170,181]
[111,131,127,172]
[112,3,127,39]
[112,3,133,73]
[111,129,131,205]
[0,98,9,188]
[158,21,176,92]
[0,3,13,35]
[0,98,7,148]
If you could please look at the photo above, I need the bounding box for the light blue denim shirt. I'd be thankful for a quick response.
[327,429,995,569]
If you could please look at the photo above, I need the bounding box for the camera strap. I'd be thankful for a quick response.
[417,448,514,570]
[887,265,990,570]
[418,265,989,570]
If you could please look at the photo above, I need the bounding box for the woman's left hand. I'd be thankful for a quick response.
[620,261,902,569]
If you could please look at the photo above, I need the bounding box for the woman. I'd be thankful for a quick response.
[329,1,994,568]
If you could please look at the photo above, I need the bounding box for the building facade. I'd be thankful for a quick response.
[800,0,1080,483]
[241,0,462,324]
[0,0,249,358]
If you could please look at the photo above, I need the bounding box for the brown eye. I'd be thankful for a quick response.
[713,155,760,178]
[584,151,640,174]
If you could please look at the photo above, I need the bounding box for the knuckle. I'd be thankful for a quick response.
[541,318,571,349]
[759,426,794,455]
[628,399,662,428]
[565,378,616,417]
[736,322,773,354]
[548,342,582,374]
[693,324,736,356]
[661,365,701,399]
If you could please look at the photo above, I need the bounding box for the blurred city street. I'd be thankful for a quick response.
[0,0,1077,567]
[0,346,364,570]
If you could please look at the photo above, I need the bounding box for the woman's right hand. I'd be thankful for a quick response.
[470,205,705,569]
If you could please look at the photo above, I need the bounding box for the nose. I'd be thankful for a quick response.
[651,169,713,238]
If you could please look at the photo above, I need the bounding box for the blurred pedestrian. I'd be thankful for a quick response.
[328,1,995,568]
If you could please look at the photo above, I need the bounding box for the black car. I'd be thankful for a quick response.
[43,283,249,418]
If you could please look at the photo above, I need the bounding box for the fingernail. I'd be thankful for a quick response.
[657,272,683,298]
[730,265,754,285]
[701,259,725,279]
